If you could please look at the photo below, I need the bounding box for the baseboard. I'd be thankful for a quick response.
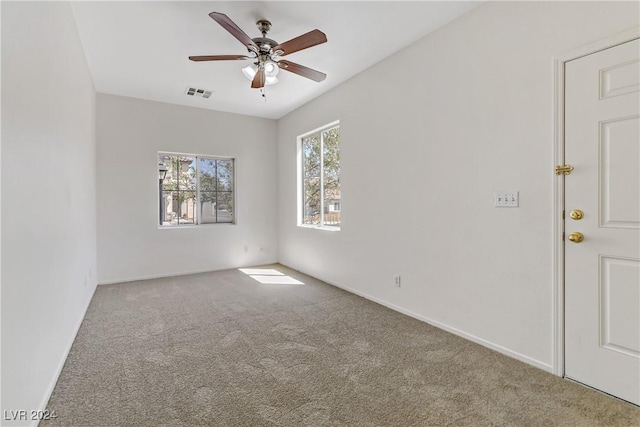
[98,268,225,285]
[282,263,554,374]
[33,284,97,427]
[98,259,278,285]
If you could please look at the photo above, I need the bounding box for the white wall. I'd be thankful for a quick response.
[277,1,639,371]
[96,94,278,284]
[1,2,97,424]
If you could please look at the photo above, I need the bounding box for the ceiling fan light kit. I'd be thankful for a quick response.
[264,61,279,77]
[242,65,278,86]
[189,12,327,96]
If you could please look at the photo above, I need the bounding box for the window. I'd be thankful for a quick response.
[299,122,340,229]
[158,153,234,226]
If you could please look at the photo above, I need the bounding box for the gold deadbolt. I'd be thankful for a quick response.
[568,232,584,243]
[569,210,584,220]
[555,164,574,176]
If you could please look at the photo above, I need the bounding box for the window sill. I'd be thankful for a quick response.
[158,223,236,229]
[297,224,340,232]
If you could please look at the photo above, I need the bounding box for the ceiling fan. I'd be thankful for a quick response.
[189,12,328,90]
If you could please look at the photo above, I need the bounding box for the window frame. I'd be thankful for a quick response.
[297,120,341,231]
[158,151,236,228]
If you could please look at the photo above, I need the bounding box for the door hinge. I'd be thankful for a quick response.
[555,164,574,175]
[562,232,565,241]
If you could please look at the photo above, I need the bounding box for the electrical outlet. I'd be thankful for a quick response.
[394,275,402,287]
[494,191,519,207]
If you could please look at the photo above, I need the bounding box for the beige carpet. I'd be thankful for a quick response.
[42,264,639,426]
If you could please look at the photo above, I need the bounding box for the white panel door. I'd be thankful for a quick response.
[565,38,640,405]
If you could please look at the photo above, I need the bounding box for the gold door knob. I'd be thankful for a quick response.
[568,232,584,243]
[569,210,584,220]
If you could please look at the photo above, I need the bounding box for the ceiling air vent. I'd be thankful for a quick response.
[185,86,213,99]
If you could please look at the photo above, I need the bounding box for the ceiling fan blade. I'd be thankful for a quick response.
[251,68,265,89]
[209,12,258,51]
[189,55,251,62]
[273,29,327,56]
[278,60,326,82]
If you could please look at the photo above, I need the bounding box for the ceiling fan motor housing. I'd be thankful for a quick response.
[253,20,278,54]
[251,37,279,54]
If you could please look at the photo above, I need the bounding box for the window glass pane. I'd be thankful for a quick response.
[216,191,234,223]
[178,156,196,191]
[302,134,321,225]
[217,160,233,192]
[159,155,183,227]
[178,191,197,224]
[199,158,216,193]
[162,190,196,226]
[161,155,178,192]
[200,191,217,224]
[199,158,217,224]
[161,190,178,225]
[323,127,340,227]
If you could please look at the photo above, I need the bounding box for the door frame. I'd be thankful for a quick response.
[552,26,640,377]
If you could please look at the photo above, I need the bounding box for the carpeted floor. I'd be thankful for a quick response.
[43,264,639,426]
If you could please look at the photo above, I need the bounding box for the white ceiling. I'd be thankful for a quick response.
[71,1,479,119]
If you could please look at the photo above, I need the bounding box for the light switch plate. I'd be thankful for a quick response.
[494,191,519,207]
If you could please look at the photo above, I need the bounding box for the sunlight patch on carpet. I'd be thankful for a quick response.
[238,268,305,285]
[239,268,285,276]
